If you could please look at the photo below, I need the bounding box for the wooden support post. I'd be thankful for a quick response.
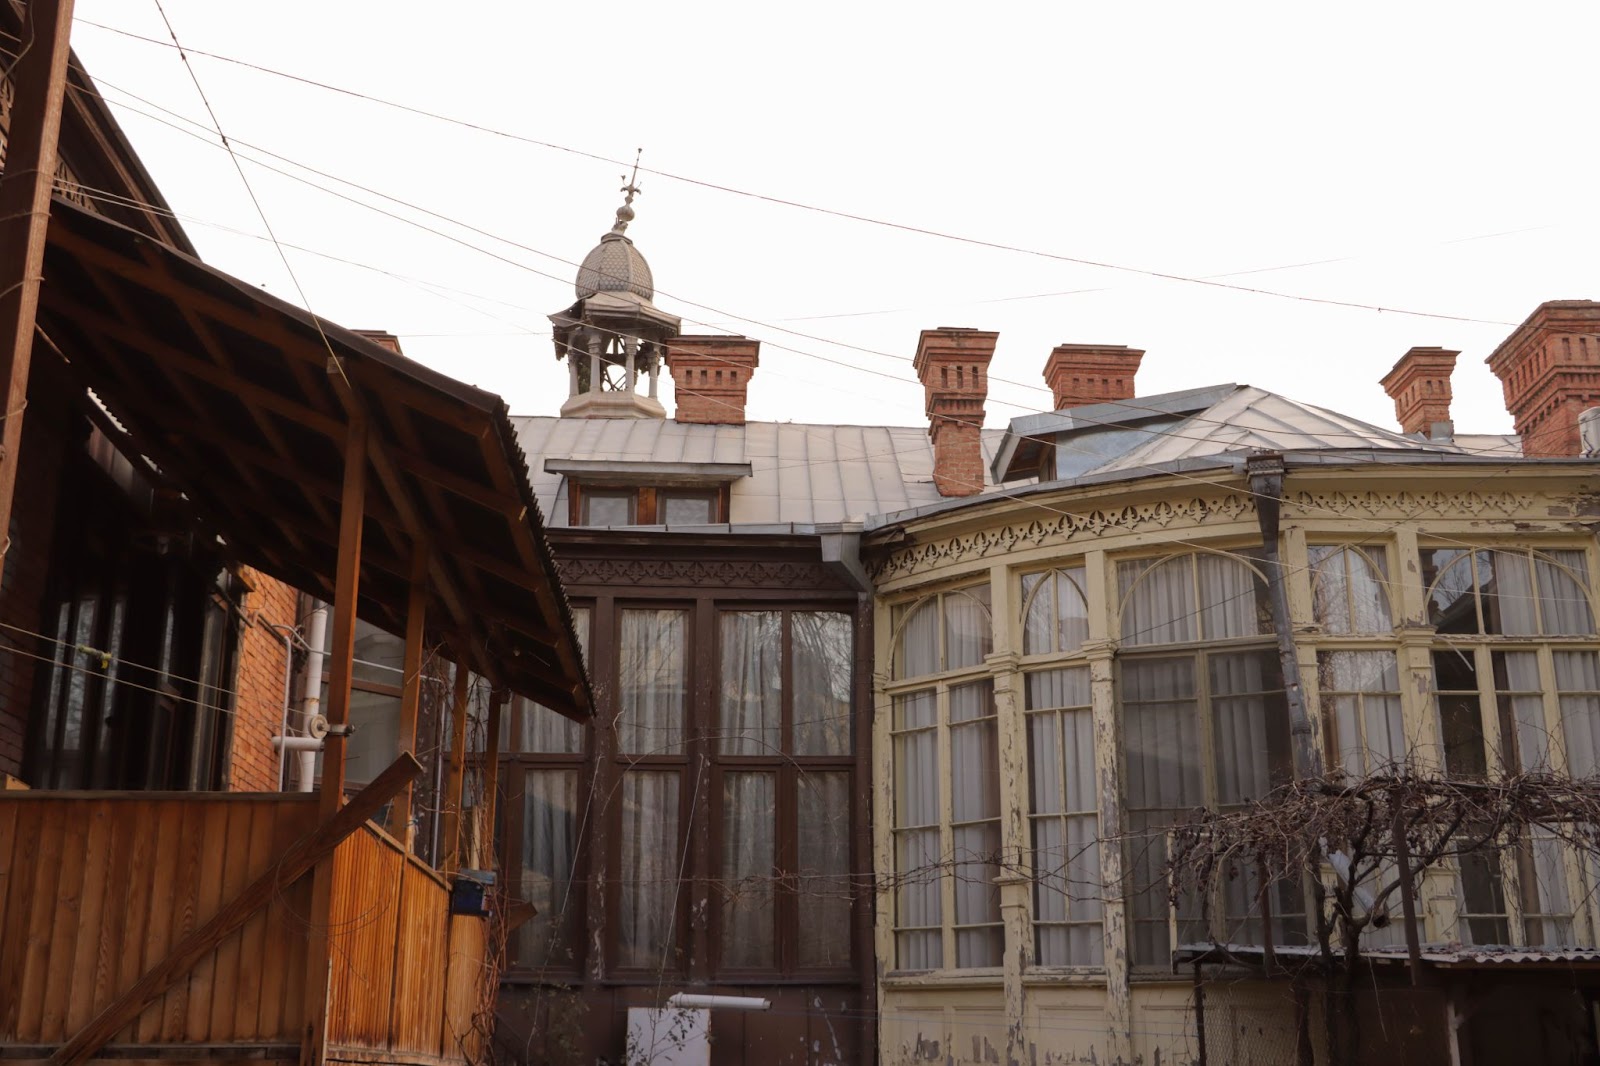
[0,0,76,571]
[442,662,470,873]
[302,417,366,1066]
[387,547,428,846]
[52,754,422,1066]
[479,687,507,867]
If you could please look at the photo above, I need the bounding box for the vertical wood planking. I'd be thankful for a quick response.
[118,799,168,1043]
[233,801,278,1039]
[0,801,43,1037]
[61,800,112,1035]
[167,800,216,1040]
[15,803,66,1038]
[0,799,23,1038]
[38,798,91,1040]
[441,913,488,1062]
[389,859,449,1054]
[205,799,256,1039]
[137,801,187,1041]
[90,802,136,1026]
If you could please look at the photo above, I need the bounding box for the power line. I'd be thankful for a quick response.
[65,16,1553,331]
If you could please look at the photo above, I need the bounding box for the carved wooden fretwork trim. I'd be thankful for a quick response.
[872,493,1257,582]
[1287,489,1539,519]
[556,555,840,590]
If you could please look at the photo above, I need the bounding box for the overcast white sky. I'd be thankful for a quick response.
[65,1,1599,435]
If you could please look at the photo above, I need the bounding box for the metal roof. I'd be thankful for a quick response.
[514,416,1009,527]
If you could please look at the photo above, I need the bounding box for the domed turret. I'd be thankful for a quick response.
[549,163,681,419]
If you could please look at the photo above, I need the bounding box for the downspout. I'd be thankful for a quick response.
[1245,453,1321,779]
[266,621,299,790]
[296,595,331,792]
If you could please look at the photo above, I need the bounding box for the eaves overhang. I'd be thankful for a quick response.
[544,458,753,486]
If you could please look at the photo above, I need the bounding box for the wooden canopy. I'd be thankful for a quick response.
[36,198,591,718]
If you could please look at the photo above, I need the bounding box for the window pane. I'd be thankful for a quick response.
[1434,650,1487,778]
[1023,568,1089,655]
[793,612,853,755]
[796,771,852,968]
[1556,651,1600,777]
[618,609,686,754]
[1318,651,1402,775]
[720,772,775,968]
[953,818,1002,968]
[894,599,940,680]
[619,771,679,968]
[659,490,717,525]
[1209,651,1291,805]
[1492,651,1547,773]
[1535,551,1595,634]
[895,830,942,969]
[1521,832,1575,947]
[1120,557,1196,646]
[1484,550,1539,635]
[720,612,781,755]
[517,769,579,969]
[348,620,405,686]
[1458,847,1508,945]
[1423,549,1483,634]
[1310,545,1391,635]
[1198,553,1270,641]
[944,587,993,670]
[581,488,635,526]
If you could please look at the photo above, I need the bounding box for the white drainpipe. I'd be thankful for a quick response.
[297,596,331,792]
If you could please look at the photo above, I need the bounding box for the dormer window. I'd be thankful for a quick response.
[547,458,752,528]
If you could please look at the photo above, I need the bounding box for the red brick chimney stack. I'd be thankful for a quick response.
[1043,344,1144,410]
[1379,346,1458,437]
[353,329,404,354]
[665,335,760,425]
[914,327,997,498]
[1486,301,1600,458]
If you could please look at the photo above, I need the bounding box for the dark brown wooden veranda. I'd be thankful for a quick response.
[0,194,591,1066]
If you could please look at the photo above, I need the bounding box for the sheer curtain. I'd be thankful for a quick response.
[1491,551,1540,635]
[1120,559,1195,646]
[950,680,1001,967]
[619,771,680,968]
[1557,651,1600,777]
[1310,546,1391,634]
[720,772,775,967]
[1536,551,1596,634]
[518,769,578,968]
[893,690,940,968]
[1023,569,1089,655]
[943,589,992,669]
[792,612,852,755]
[796,770,852,967]
[618,609,686,754]
[895,600,940,679]
[1209,651,1289,805]
[1319,651,1403,774]
[719,612,781,755]
[1495,651,1548,771]
[1026,667,1101,966]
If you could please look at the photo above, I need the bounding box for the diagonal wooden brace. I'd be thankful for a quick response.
[49,753,424,1066]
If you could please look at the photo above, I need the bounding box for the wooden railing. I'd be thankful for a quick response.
[0,792,318,1046]
[325,824,490,1062]
[0,791,491,1064]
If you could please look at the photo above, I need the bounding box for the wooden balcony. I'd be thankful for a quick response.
[0,784,490,1066]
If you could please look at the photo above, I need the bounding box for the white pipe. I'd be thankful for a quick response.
[269,623,297,790]
[297,597,331,792]
[664,994,770,1012]
[272,735,324,753]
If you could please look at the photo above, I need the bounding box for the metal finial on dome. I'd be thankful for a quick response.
[611,148,643,234]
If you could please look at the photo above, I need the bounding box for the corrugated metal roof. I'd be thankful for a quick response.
[513,416,1008,527]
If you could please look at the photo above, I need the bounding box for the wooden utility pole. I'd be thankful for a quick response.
[0,0,77,570]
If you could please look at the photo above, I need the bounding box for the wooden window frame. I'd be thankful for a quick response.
[568,480,730,527]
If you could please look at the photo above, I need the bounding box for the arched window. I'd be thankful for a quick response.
[1423,548,1595,636]
[1021,567,1089,656]
[1115,550,1297,965]
[886,583,1001,971]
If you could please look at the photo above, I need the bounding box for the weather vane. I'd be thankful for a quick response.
[621,148,642,206]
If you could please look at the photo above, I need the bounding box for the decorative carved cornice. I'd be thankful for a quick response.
[872,493,1256,582]
[1288,488,1539,519]
[556,555,842,590]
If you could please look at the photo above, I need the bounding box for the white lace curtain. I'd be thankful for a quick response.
[618,609,686,754]
[720,612,781,755]
[720,771,775,967]
[619,770,680,968]
[518,769,578,968]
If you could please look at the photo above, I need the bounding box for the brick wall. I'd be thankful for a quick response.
[227,568,301,792]
[0,372,70,780]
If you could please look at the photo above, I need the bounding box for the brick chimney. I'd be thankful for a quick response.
[1043,344,1144,410]
[1379,346,1458,437]
[354,329,404,354]
[665,335,760,424]
[1486,301,1600,458]
[914,327,997,497]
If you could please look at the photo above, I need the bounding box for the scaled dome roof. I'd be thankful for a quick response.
[575,201,654,302]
